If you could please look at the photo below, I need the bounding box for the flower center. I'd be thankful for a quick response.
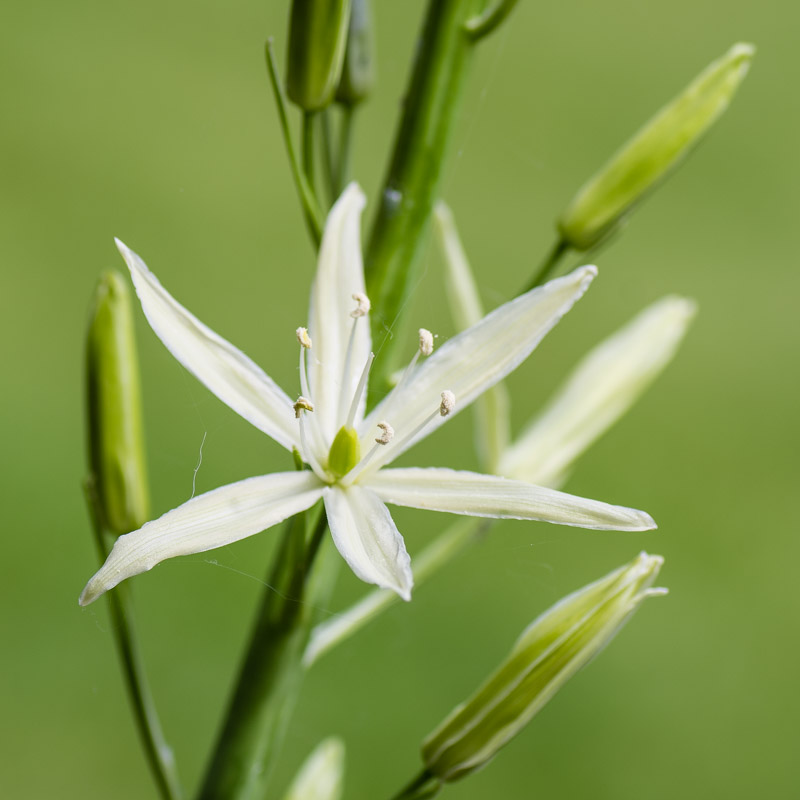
[328,425,362,480]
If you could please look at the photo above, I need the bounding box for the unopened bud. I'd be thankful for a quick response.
[422,552,666,781]
[335,0,375,106]
[86,271,150,534]
[286,0,353,111]
[558,43,755,251]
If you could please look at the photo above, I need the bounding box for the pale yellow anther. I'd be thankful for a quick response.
[375,421,394,445]
[351,292,371,318]
[296,327,312,348]
[440,390,456,417]
[293,396,314,418]
[419,328,434,356]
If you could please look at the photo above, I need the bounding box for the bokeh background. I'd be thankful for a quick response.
[3,1,797,798]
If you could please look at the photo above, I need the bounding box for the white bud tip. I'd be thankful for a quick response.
[419,328,434,356]
[293,396,314,418]
[351,292,371,318]
[375,421,394,445]
[296,327,312,348]
[440,390,456,417]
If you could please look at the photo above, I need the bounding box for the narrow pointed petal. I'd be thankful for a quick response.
[307,184,370,440]
[366,468,656,531]
[500,296,696,486]
[80,471,324,605]
[360,266,597,472]
[323,485,413,600]
[116,238,299,451]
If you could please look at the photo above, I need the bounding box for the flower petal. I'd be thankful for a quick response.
[323,485,413,600]
[359,266,597,472]
[366,468,656,531]
[307,184,370,441]
[499,296,696,487]
[79,471,324,605]
[116,238,299,451]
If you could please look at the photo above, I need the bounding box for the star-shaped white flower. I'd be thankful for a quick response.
[79,184,655,606]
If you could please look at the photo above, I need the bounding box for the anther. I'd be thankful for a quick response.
[293,396,314,418]
[440,390,456,417]
[419,328,434,356]
[351,292,371,318]
[296,327,312,348]
[375,421,394,445]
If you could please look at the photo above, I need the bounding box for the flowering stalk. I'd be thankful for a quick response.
[364,0,518,402]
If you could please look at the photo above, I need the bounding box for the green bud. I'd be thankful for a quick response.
[86,271,149,535]
[422,552,666,781]
[335,0,374,106]
[327,425,361,479]
[283,738,345,800]
[286,0,353,111]
[558,43,755,251]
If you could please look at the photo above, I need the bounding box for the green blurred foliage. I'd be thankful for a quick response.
[1,1,797,799]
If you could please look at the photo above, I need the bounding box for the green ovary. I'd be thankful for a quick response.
[328,425,361,479]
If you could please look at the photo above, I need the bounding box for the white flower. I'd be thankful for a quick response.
[79,184,655,606]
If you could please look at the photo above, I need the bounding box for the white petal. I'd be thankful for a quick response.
[323,485,413,600]
[307,184,370,441]
[116,239,299,451]
[499,296,696,487]
[360,266,597,472]
[366,468,656,531]
[79,471,324,605]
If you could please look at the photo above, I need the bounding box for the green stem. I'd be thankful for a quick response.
[196,507,334,800]
[364,0,485,406]
[84,480,183,800]
[463,0,520,41]
[320,109,338,205]
[264,40,323,248]
[521,238,570,294]
[390,768,441,800]
[335,105,354,197]
[302,110,317,193]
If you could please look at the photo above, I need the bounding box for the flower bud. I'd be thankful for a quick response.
[558,43,754,251]
[286,0,353,111]
[422,552,666,781]
[499,296,696,488]
[336,0,374,106]
[283,738,345,800]
[86,270,149,534]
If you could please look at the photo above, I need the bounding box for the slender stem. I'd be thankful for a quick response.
[196,507,335,800]
[264,40,323,248]
[390,768,441,800]
[521,238,570,294]
[84,480,183,800]
[335,105,354,197]
[463,0,520,41]
[302,110,317,193]
[320,109,338,205]
[363,0,484,406]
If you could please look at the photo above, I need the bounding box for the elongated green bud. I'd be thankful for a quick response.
[422,552,666,781]
[283,738,345,800]
[558,43,754,251]
[86,271,149,534]
[286,0,352,111]
[335,0,374,106]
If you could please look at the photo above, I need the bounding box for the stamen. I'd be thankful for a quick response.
[296,327,312,348]
[440,390,456,417]
[297,411,326,479]
[375,421,394,445]
[293,396,314,418]
[419,328,434,356]
[351,292,371,318]
[346,352,375,428]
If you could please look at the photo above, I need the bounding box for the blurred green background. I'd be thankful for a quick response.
[3,1,797,798]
